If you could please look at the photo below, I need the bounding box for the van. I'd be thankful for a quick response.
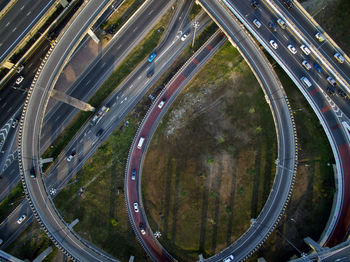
[137,137,145,149]
[300,76,312,87]
[334,53,345,63]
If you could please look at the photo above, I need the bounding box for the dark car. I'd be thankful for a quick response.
[147,69,154,78]
[268,22,277,32]
[314,63,322,73]
[337,88,347,99]
[30,167,36,178]
[251,0,259,8]
[96,129,104,137]
[284,0,293,8]
[326,86,335,96]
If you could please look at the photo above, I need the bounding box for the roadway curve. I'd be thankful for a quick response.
[18,0,121,261]
[126,1,298,260]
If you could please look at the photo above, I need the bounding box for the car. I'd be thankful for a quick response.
[181,32,189,41]
[12,118,19,128]
[269,40,278,49]
[66,151,76,162]
[314,63,322,73]
[287,44,297,54]
[96,129,104,137]
[131,169,136,180]
[315,32,325,42]
[326,76,336,86]
[302,60,312,70]
[334,53,345,63]
[17,214,26,224]
[326,86,335,96]
[147,69,154,78]
[16,65,24,73]
[268,22,277,32]
[139,223,146,235]
[223,255,234,262]
[148,52,157,62]
[158,98,166,109]
[30,167,36,178]
[251,0,259,8]
[283,0,293,8]
[133,202,139,212]
[338,89,347,98]
[300,44,311,55]
[16,76,24,85]
[277,18,287,29]
[252,18,261,28]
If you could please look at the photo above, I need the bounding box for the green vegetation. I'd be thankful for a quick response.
[0,183,24,221]
[189,3,202,20]
[142,42,277,261]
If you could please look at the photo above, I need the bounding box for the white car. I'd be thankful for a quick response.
[269,40,278,49]
[16,76,24,85]
[181,32,189,41]
[66,152,76,162]
[334,53,345,63]
[223,255,234,262]
[302,60,312,70]
[300,44,311,55]
[327,76,336,86]
[16,65,24,73]
[139,223,146,235]
[133,202,139,212]
[17,214,26,224]
[252,18,261,28]
[315,32,325,42]
[277,18,286,29]
[158,98,166,109]
[287,44,297,54]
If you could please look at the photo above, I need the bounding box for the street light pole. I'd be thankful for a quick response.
[191,21,200,48]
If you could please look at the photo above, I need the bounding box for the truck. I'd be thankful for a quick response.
[90,106,110,126]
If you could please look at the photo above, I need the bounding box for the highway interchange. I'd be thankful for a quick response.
[0,0,349,261]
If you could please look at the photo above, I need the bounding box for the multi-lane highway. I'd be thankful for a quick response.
[221,0,350,250]
[0,0,56,63]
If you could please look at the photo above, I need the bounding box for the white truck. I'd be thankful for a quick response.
[90,105,109,126]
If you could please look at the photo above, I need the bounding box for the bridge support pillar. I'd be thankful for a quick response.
[2,61,14,69]
[128,256,134,262]
[33,246,53,262]
[68,218,80,229]
[51,89,95,112]
[198,254,204,262]
[88,28,100,44]
[304,237,323,252]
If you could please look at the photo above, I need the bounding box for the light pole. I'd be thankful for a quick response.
[191,21,200,48]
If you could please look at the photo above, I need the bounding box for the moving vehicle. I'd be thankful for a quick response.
[326,86,335,96]
[90,106,109,126]
[223,255,234,262]
[284,0,293,8]
[287,44,297,54]
[12,118,19,128]
[137,137,145,149]
[131,169,136,180]
[30,167,36,178]
[158,98,166,109]
[96,128,104,137]
[139,223,146,235]
[66,151,76,162]
[300,44,311,55]
[16,65,24,73]
[148,52,157,62]
[16,76,24,85]
[268,22,277,32]
[334,53,345,63]
[17,214,26,224]
[302,60,311,70]
[251,0,259,8]
[327,76,336,86]
[300,76,312,87]
[338,88,347,98]
[269,40,278,49]
[314,63,322,73]
[253,18,261,28]
[277,18,286,29]
[133,202,139,212]
[181,32,189,41]
[315,32,325,42]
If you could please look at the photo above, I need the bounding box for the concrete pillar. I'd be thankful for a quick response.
[33,246,53,262]
[69,218,80,229]
[198,254,204,262]
[3,61,14,69]
[88,28,100,44]
[0,250,24,262]
[128,256,135,262]
[51,89,95,112]
[304,237,323,252]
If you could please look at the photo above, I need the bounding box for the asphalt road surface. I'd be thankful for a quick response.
[0,0,55,62]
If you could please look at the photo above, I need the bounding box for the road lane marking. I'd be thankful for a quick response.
[21,5,25,10]
[12,27,17,32]
[133,26,138,32]
[5,22,10,27]
[26,11,31,16]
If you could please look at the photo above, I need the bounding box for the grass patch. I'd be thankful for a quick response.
[189,3,202,20]
[0,183,25,222]
[142,41,277,261]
